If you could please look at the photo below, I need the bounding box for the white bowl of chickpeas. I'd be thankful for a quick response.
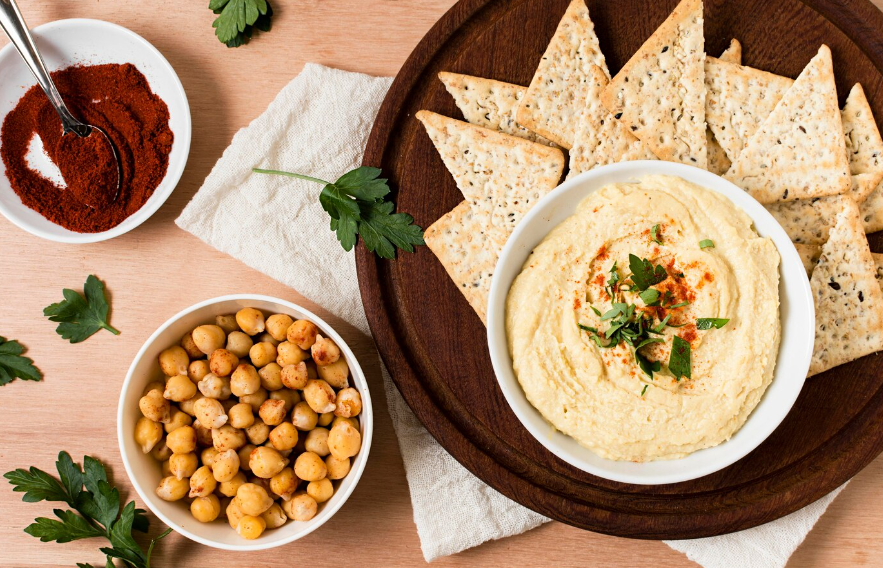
[117,295,372,550]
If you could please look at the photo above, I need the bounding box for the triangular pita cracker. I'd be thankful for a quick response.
[808,196,883,377]
[705,58,793,163]
[567,66,656,179]
[765,195,850,245]
[794,243,821,275]
[515,0,608,149]
[707,39,742,175]
[437,72,557,147]
[874,252,883,290]
[724,46,851,204]
[841,83,883,201]
[861,184,883,233]
[600,0,706,168]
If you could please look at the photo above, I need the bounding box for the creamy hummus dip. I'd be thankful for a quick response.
[506,175,781,461]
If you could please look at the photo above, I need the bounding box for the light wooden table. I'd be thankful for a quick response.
[1,1,881,566]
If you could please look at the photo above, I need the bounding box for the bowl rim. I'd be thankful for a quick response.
[485,160,815,485]
[116,294,373,550]
[0,18,191,244]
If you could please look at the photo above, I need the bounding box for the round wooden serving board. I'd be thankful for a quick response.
[356,0,883,539]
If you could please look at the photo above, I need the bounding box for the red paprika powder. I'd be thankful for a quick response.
[0,63,173,233]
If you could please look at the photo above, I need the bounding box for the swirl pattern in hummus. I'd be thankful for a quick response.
[506,175,781,461]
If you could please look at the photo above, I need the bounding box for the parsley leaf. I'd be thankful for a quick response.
[640,384,649,396]
[697,318,730,330]
[699,239,715,249]
[43,275,119,343]
[669,336,691,380]
[254,167,424,259]
[628,254,668,291]
[635,350,661,378]
[639,288,660,306]
[5,452,170,568]
[651,224,663,245]
[209,0,273,47]
[0,336,42,386]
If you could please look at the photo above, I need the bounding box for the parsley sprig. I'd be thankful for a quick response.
[43,275,119,343]
[0,336,42,386]
[209,0,273,47]
[254,166,425,259]
[5,452,171,568]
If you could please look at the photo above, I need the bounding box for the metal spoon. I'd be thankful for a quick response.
[0,0,120,207]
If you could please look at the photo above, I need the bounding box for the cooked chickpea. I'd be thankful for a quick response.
[158,346,190,377]
[200,447,219,467]
[230,364,261,396]
[317,412,334,427]
[257,332,280,346]
[236,308,266,336]
[281,493,317,522]
[260,503,287,529]
[239,388,268,413]
[166,425,197,454]
[156,476,189,501]
[221,398,237,413]
[236,515,266,539]
[303,379,336,414]
[287,319,319,350]
[328,421,361,460]
[249,446,288,478]
[212,425,246,452]
[164,407,193,434]
[258,399,287,426]
[281,362,309,390]
[180,332,203,359]
[332,416,359,430]
[276,341,309,367]
[161,459,172,477]
[292,401,319,431]
[151,439,173,462]
[209,349,239,377]
[245,418,271,445]
[307,478,333,503]
[294,451,327,482]
[197,373,232,401]
[237,444,257,471]
[334,387,362,417]
[215,314,240,334]
[186,362,208,385]
[266,314,294,341]
[317,358,350,389]
[226,498,245,529]
[325,455,351,480]
[270,468,297,500]
[192,325,226,355]
[258,363,284,391]
[268,388,300,412]
[225,402,254,429]
[169,452,198,480]
[189,465,217,498]
[164,374,197,402]
[305,360,318,381]
[235,483,274,516]
[304,428,330,456]
[248,474,273,493]
[139,389,170,423]
[142,381,164,396]
[212,449,241,482]
[178,392,205,416]
[192,420,214,447]
[135,417,163,453]
[218,471,247,497]
[311,335,341,366]
[193,397,228,429]
[249,342,277,368]
[269,422,299,451]
[225,331,253,358]
[191,494,221,523]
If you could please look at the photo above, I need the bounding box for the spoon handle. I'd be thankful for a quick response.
[0,0,90,136]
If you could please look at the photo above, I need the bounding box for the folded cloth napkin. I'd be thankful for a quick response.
[177,63,846,565]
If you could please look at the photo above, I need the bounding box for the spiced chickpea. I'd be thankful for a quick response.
[200,447,219,467]
[276,341,309,367]
[260,503,287,529]
[188,360,210,383]
[192,325,226,355]
[304,428,330,456]
[161,460,172,477]
[166,425,197,454]
[281,493,317,522]
[215,314,240,334]
[194,397,228,429]
[164,374,197,402]
[268,388,299,413]
[226,498,245,530]
[249,446,288,478]
[265,314,293,341]
[258,399,287,426]
[134,417,162,453]
[237,515,266,540]
[291,401,318,431]
[192,420,214,447]
[305,360,318,381]
[293,451,326,482]
[332,416,359,430]
[317,358,349,389]
[225,331,253,358]
[189,465,217,498]
[228,402,254,429]
[191,494,221,523]
[317,412,334,427]
[142,381,164,396]
[248,474,273,493]
[164,408,192,434]
[239,388,268,413]
[212,449,241,483]
[158,346,189,377]
[179,393,205,417]
[334,387,362,418]
[269,468,297,501]
[139,389,170,423]
[238,444,257,471]
[286,319,319,350]
[269,422,298,451]
[221,398,237,414]
[248,342,277,368]
[197,374,231,401]
[236,308,265,336]
[169,452,198,480]
[180,332,203,359]
[231,364,261,397]
[218,471,247,497]
[234,483,274,516]
[209,349,239,377]
[151,440,173,462]
[325,455,351,480]
[245,418,271,445]
[303,379,336,414]
[258,362,284,391]
[306,478,333,503]
[212,425,246,452]
[281,362,309,390]
[328,421,361,460]
[311,335,341,366]
[156,476,189,501]
[257,332,280,347]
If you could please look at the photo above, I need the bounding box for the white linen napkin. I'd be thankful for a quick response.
[176,63,845,565]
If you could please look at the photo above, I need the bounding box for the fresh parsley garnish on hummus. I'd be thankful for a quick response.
[640,384,649,397]
[669,336,692,380]
[651,224,663,245]
[697,318,730,330]
[699,239,715,249]
[629,254,668,291]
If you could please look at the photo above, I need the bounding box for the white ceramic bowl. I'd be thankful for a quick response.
[0,19,191,243]
[486,161,814,485]
[118,295,373,550]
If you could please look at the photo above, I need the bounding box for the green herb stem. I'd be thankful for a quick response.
[146,528,173,568]
[252,168,330,186]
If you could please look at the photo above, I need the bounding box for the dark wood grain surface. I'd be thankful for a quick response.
[357,0,883,539]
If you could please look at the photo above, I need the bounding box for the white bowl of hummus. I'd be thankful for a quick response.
[486,161,814,485]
